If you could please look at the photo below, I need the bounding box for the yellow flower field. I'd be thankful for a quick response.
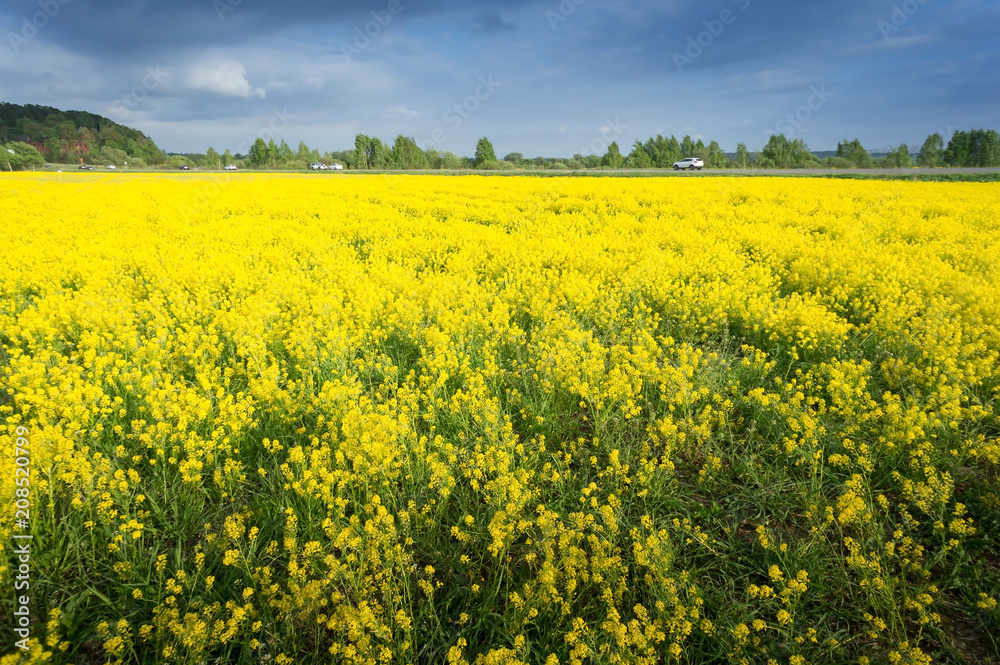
[1,173,998,664]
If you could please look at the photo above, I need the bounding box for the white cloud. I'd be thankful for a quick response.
[188,61,265,99]
[848,34,941,55]
[384,105,421,118]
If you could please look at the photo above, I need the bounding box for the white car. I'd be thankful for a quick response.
[331,163,344,170]
[107,164,116,170]
[673,157,704,171]
[224,164,238,170]
[310,162,324,170]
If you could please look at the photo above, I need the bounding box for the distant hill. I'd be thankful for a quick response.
[0,102,165,165]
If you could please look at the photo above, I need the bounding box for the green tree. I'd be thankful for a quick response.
[625,140,652,168]
[266,138,279,168]
[759,134,793,168]
[503,152,524,166]
[680,135,696,158]
[474,137,497,167]
[735,143,751,169]
[94,145,127,167]
[946,129,1000,167]
[439,152,461,169]
[705,140,729,169]
[984,129,1000,167]
[3,141,45,170]
[836,138,874,168]
[390,135,425,169]
[368,138,390,169]
[643,135,681,168]
[424,148,442,170]
[694,138,708,160]
[759,135,816,169]
[205,147,221,169]
[297,141,311,162]
[249,137,269,168]
[222,148,234,166]
[887,144,913,168]
[277,140,294,166]
[916,133,943,167]
[944,131,970,166]
[602,141,624,168]
[354,134,371,169]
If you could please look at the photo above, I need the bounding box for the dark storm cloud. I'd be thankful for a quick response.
[2,0,533,56]
[1,0,997,155]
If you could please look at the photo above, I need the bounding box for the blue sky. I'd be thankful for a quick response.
[1,0,998,157]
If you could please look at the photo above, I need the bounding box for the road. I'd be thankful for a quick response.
[591,167,1000,176]
[23,166,1000,177]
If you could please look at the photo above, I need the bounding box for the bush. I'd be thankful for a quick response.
[0,141,45,171]
[822,156,853,169]
[3,142,46,170]
[475,160,516,171]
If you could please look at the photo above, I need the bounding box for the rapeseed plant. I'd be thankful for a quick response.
[0,174,997,663]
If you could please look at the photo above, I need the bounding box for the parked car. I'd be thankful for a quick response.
[331,163,344,170]
[79,164,94,170]
[107,164,116,170]
[180,164,191,170]
[224,164,238,170]
[673,157,704,171]
[310,162,324,170]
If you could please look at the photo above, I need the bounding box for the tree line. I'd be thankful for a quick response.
[237,130,999,172]
[2,99,998,171]
[140,130,1000,172]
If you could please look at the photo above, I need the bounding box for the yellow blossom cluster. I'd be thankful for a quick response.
[0,173,998,664]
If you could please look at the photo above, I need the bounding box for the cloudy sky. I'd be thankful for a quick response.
[2,0,998,157]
